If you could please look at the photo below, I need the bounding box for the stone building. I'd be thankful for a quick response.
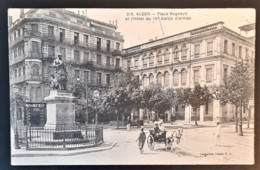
[9,9,124,126]
[122,22,255,123]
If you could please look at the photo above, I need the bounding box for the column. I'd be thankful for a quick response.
[185,105,191,122]
[139,109,144,121]
[213,99,221,121]
[167,110,171,122]
[200,105,205,122]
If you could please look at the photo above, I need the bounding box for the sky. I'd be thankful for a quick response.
[8,8,255,48]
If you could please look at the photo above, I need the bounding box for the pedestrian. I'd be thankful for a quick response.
[214,120,221,146]
[126,116,131,131]
[136,126,146,153]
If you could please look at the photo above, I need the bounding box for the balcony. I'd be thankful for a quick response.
[10,76,25,84]
[24,30,42,38]
[42,34,57,41]
[9,36,24,47]
[27,51,42,59]
[181,56,187,61]
[25,75,42,81]
[111,49,122,56]
[9,54,25,65]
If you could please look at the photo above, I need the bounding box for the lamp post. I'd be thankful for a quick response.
[12,84,21,149]
[93,90,100,125]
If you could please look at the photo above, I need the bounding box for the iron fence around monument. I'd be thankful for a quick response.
[17,124,103,150]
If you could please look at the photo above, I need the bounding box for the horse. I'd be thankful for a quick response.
[166,128,184,151]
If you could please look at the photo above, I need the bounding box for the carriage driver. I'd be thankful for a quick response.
[153,121,165,140]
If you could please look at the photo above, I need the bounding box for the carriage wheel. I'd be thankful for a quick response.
[147,135,155,151]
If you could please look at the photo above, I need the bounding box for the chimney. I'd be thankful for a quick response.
[8,16,13,27]
[20,9,25,18]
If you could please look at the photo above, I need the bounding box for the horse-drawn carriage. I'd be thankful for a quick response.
[147,128,183,151]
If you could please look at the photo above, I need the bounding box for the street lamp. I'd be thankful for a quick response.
[93,90,100,125]
[12,84,21,149]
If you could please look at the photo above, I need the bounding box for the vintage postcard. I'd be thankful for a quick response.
[9,8,255,165]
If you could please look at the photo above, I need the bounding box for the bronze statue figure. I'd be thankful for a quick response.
[50,53,68,90]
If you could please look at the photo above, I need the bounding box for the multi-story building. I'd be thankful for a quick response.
[122,22,255,123]
[9,9,124,126]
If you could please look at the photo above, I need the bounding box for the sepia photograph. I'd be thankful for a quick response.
[8,8,255,165]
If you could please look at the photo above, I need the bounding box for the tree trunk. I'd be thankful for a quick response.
[235,106,238,132]
[116,110,119,129]
[194,108,198,126]
[238,100,243,136]
[95,110,98,125]
[247,108,251,129]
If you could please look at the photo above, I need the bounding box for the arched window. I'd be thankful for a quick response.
[143,54,148,68]
[181,69,187,86]
[164,71,170,87]
[157,51,162,65]
[164,48,170,64]
[32,64,39,75]
[173,46,179,62]
[149,74,154,85]
[181,45,188,61]
[143,75,149,87]
[149,53,154,67]
[157,73,162,86]
[173,70,179,86]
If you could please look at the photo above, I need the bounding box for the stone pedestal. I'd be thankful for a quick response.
[44,90,77,130]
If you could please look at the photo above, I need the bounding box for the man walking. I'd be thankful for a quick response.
[136,126,146,153]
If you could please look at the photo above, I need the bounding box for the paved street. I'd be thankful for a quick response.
[12,123,254,165]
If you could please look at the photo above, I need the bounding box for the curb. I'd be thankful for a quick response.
[12,142,116,157]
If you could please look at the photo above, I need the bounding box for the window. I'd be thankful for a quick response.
[224,68,228,78]
[14,49,17,58]
[32,64,39,75]
[74,32,79,45]
[157,51,162,65]
[74,50,80,64]
[164,49,170,64]
[14,31,17,39]
[18,47,21,55]
[232,43,235,56]
[224,40,228,53]
[97,72,102,85]
[31,24,38,33]
[59,29,65,42]
[23,66,25,75]
[173,71,179,86]
[74,70,80,79]
[239,46,242,58]
[207,42,213,56]
[97,54,102,65]
[143,55,148,67]
[194,70,199,84]
[48,25,54,37]
[18,68,21,77]
[83,52,89,63]
[106,74,110,86]
[164,72,170,87]
[18,29,21,37]
[157,73,162,86]
[84,34,89,44]
[206,68,213,83]
[83,71,89,84]
[48,45,55,57]
[60,47,66,59]
[127,60,131,70]
[32,41,39,52]
[116,58,120,68]
[116,42,120,50]
[246,48,249,59]
[181,69,187,85]
[143,75,149,87]
[134,58,139,69]
[149,54,154,66]
[97,37,101,51]
[106,40,111,52]
[174,46,179,62]
[181,45,188,60]
[106,56,110,66]
[15,69,17,77]
[149,74,154,84]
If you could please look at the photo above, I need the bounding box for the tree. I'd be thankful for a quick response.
[180,85,213,126]
[103,87,130,129]
[215,60,254,135]
[10,91,27,126]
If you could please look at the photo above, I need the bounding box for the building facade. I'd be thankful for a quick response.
[9,9,124,126]
[122,22,255,122]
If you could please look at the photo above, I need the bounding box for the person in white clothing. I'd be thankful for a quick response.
[214,120,221,146]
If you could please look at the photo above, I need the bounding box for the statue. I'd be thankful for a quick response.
[50,53,68,90]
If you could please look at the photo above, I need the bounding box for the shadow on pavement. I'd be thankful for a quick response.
[142,152,159,155]
[174,150,202,158]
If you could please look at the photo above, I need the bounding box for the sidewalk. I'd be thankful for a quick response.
[11,141,116,157]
